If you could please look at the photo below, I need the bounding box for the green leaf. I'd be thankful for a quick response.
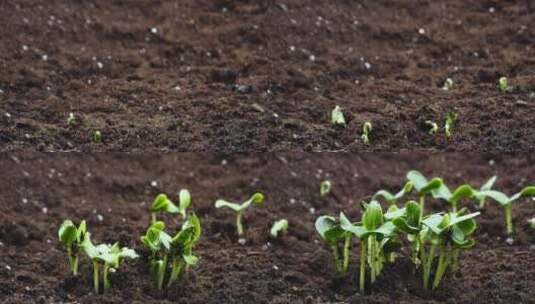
[339,212,367,238]
[481,176,497,191]
[406,170,429,191]
[184,254,199,266]
[420,177,444,195]
[58,220,77,246]
[178,189,191,218]
[270,219,289,238]
[449,184,475,204]
[362,201,383,230]
[214,200,242,211]
[475,190,511,206]
[215,192,264,212]
[150,194,179,214]
[510,186,535,202]
[320,180,332,197]
[331,105,346,126]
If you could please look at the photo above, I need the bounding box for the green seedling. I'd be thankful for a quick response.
[477,176,497,209]
[150,190,191,223]
[498,76,508,93]
[441,78,453,91]
[432,182,476,212]
[476,186,535,236]
[82,234,138,294]
[444,112,457,138]
[315,214,353,276]
[406,170,443,216]
[93,131,102,143]
[320,180,332,197]
[331,105,346,126]
[215,192,264,236]
[141,213,201,290]
[361,122,372,144]
[67,113,77,126]
[373,181,414,205]
[388,201,423,267]
[58,220,87,276]
[425,120,438,135]
[420,210,479,289]
[270,219,289,238]
[340,201,400,292]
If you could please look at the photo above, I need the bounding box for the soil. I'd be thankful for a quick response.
[1,153,535,303]
[1,1,535,152]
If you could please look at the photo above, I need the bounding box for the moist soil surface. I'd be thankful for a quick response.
[1,153,535,303]
[1,1,535,152]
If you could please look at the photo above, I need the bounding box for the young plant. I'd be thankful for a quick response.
[373,181,414,205]
[477,176,497,209]
[406,170,443,216]
[315,214,353,276]
[140,213,201,290]
[215,192,264,236]
[361,121,372,144]
[331,105,346,126]
[340,201,400,292]
[432,182,475,212]
[498,76,509,93]
[444,112,457,138]
[82,234,138,294]
[67,112,77,126]
[476,186,535,236]
[420,210,479,289]
[270,219,289,238]
[386,200,423,267]
[150,190,191,223]
[425,120,438,135]
[93,130,102,143]
[441,78,453,91]
[320,180,332,197]
[58,220,87,276]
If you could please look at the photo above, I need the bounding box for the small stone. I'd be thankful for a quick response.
[418,28,425,35]
[505,237,514,245]
[364,62,371,69]
[489,159,495,166]
[489,7,495,13]
[238,238,246,245]
[150,181,158,187]
[5,265,11,271]
[150,27,158,34]
[42,54,48,61]
[22,198,28,204]
[174,85,181,91]
[289,46,295,52]
[22,45,28,51]
[42,207,48,214]
[309,207,316,214]
[309,55,316,62]
[96,62,104,69]
[221,159,228,166]
[273,265,279,270]
[97,214,104,222]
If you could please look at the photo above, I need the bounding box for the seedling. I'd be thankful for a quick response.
[215,192,264,236]
[441,78,453,91]
[406,170,443,216]
[150,190,191,223]
[140,213,201,290]
[498,76,508,93]
[270,219,289,238]
[93,131,102,143]
[361,121,372,144]
[320,180,332,197]
[420,210,479,289]
[82,233,138,294]
[444,112,457,138]
[315,214,353,276]
[67,113,77,126]
[58,220,87,276]
[432,182,475,212]
[340,201,400,292]
[387,201,423,266]
[425,120,438,135]
[477,176,497,209]
[331,105,346,126]
[373,181,414,205]
[476,186,535,236]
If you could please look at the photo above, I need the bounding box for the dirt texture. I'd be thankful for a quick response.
[1,1,535,152]
[1,153,535,303]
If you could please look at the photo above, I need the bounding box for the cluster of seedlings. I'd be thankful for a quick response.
[316,170,535,292]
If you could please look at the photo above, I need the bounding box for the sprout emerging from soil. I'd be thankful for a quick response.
[270,219,289,238]
[67,113,77,126]
[476,186,535,236]
[150,190,191,223]
[320,180,332,197]
[477,176,497,209]
[498,76,509,93]
[58,219,87,276]
[215,192,264,236]
[141,213,201,290]
[425,120,438,135]
[361,122,372,144]
[441,78,453,91]
[373,181,414,205]
[93,131,102,143]
[444,112,457,138]
[315,214,353,276]
[82,233,138,294]
[331,105,346,126]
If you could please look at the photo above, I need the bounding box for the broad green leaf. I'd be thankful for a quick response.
[59,220,77,246]
[215,192,264,212]
[340,212,367,238]
[315,215,337,238]
[270,219,289,237]
[420,177,444,195]
[509,186,535,202]
[320,180,332,197]
[448,212,480,227]
[150,194,179,213]
[331,105,346,126]
[450,184,475,204]
[481,176,497,191]
[422,214,445,235]
[406,170,428,191]
[362,201,383,230]
[475,190,511,206]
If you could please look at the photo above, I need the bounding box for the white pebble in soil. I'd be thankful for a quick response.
[238,238,247,245]
[97,214,104,222]
[505,237,514,246]
[150,181,158,187]
[42,207,48,214]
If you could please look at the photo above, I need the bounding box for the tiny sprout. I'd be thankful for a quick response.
[444,112,458,138]
[320,180,332,197]
[498,76,508,93]
[93,130,102,143]
[150,190,191,223]
[441,78,453,91]
[215,192,265,236]
[477,176,497,209]
[58,220,87,276]
[67,113,77,126]
[425,120,438,135]
[331,105,346,126]
[270,219,289,238]
[361,121,372,144]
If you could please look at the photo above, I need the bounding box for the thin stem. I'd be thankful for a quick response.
[451,249,460,273]
[478,197,486,210]
[168,257,184,288]
[432,246,450,290]
[359,239,367,293]
[331,244,342,274]
[67,248,78,276]
[419,196,425,222]
[342,235,351,273]
[369,236,376,283]
[236,212,244,236]
[452,202,457,213]
[423,244,436,289]
[151,213,157,224]
[93,261,100,294]
[505,204,513,235]
[157,254,168,290]
[103,265,110,292]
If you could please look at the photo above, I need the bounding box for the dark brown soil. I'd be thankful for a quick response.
[1,153,535,303]
[1,1,535,152]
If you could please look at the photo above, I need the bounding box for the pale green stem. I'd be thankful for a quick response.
[236,212,244,236]
[432,246,450,290]
[103,265,110,292]
[93,261,100,294]
[67,248,78,276]
[451,249,460,273]
[359,239,367,293]
[331,244,342,274]
[478,197,486,209]
[342,235,351,273]
[369,236,376,283]
[151,213,157,224]
[505,204,513,235]
[157,254,168,290]
[168,257,184,288]
[423,244,436,289]
[419,196,425,222]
